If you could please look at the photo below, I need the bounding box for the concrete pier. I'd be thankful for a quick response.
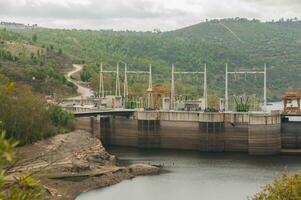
[248,114,281,155]
[281,121,301,149]
[75,111,299,156]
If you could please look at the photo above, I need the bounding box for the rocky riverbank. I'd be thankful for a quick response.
[7,130,159,200]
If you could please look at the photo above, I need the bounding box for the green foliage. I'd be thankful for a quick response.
[0,29,76,96]
[3,18,301,99]
[80,66,91,82]
[48,105,75,133]
[32,34,38,43]
[0,28,22,41]
[0,132,18,166]
[0,49,18,61]
[0,83,56,144]
[0,131,43,200]
[0,80,74,144]
[250,171,301,200]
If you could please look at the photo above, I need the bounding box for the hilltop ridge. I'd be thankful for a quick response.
[2,18,301,100]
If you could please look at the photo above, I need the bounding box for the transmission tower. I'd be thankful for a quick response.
[225,64,267,112]
[170,64,207,110]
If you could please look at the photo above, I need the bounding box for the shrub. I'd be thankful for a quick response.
[250,171,301,200]
[0,83,56,144]
[48,105,75,133]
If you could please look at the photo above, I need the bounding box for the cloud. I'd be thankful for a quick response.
[0,0,301,31]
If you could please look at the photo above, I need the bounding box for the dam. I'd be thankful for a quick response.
[64,64,301,156]
[75,110,301,156]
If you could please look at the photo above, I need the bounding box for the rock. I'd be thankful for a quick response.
[70,161,90,172]
[86,152,116,165]
[87,155,106,165]
[128,164,159,176]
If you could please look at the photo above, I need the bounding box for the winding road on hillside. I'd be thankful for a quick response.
[66,64,93,99]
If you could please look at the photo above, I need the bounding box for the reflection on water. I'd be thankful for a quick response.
[76,147,301,200]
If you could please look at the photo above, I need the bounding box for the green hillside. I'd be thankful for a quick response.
[167,18,301,99]
[2,18,301,100]
[0,28,76,96]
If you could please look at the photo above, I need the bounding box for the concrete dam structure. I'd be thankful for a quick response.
[74,110,298,156]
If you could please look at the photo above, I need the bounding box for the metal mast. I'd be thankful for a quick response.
[124,63,128,99]
[225,64,266,112]
[204,64,208,109]
[99,63,104,98]
[148,64,152,90]
[263,64,267,112]
[225,64,228,111]
[115,63,121,96]
[171,64,206,110]
[126,65,152,105]
[171,64,175,110]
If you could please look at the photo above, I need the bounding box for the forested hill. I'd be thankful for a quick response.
[167,18,301,69]
[0,28,76,96]
[164,18,301,99]
[2,18,301,100]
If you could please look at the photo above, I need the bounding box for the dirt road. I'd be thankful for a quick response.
[66,64,93,99]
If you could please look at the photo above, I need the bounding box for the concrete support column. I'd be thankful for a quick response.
[248,114,281,155]
[281,119,301,149]
[137,111,161,148]
[90,116,97,136]
[138,120,161,148]
[99,116,112,145]
[199,113,225,152]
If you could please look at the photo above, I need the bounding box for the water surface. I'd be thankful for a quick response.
[76,147,301,200]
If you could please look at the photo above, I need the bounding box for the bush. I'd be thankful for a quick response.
[32,34,37,43]
[250,171,301,200]
[0,83,56,144]
[48,105,75,133]
[0,78,76,144]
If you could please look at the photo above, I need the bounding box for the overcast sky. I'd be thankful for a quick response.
[0,0,301,31]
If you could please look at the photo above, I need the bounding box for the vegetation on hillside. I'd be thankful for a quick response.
[0,77,75,145]
[4,18,301,101]
[0,28,76,97]
[167,18,301,100]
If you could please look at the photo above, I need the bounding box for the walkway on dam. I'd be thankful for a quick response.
[73,109,135,117]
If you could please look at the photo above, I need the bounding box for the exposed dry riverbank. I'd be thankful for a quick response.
[7,130,159,200]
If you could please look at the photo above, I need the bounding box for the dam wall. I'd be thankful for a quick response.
[281,121,301,149]
[74,111,283,155]
[248,114,281,155]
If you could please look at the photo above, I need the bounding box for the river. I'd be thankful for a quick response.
[76,147,301,200]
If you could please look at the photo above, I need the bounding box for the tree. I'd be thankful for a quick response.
[80,67,91,82]
[0,82,53,144]
[48,105,75,133]
[32,34,37,43]
[250,171,301,200]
